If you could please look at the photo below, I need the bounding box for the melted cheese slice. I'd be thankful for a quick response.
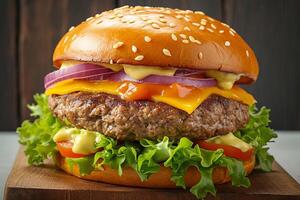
[46,79,120,95]
[153,86,255,114]
[46,79,255,114]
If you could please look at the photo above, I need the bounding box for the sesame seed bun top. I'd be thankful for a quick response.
[53,5,259,83]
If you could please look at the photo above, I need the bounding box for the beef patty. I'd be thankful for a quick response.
[48,92,249,141]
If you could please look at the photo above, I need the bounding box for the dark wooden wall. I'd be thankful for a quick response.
[1,0,300,131]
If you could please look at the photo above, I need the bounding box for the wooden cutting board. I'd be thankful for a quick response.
[4,147,300,200]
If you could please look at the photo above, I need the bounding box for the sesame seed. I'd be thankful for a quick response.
[68,26,74,31]
[192,22,200,27]
[230,28,237,33]
[179,34,187,39]
[109,59,114,64]
[246,50,249,57]
[176,10,186,14]
[165,10,171,14]
[219,30,224,33]
[131,45,137,53]
[189,35,195,42]
[182,39,189,44]
[159,18,167,23]
[229,30,235,36]
[95,14,101,17]
[162,48,172,57]
[120,5,129,9]
[188,36,201,45]
[201,18,208,22]
[199,26,205,30]
[108,15,116,19]
[147,20,154,24]
[96,20,103,24]
[152,23,160,29]
[207,17,215,22]
[176,15,183,19]
[211,24,217,29]
[144,36,152,42]
[121,18,127,23]
[195,11,205,15]
[184,26,191,31]
[200,21,207,26]
[134,55,144,61]
[63,36,68,44]
[186,10,193,13]
[158,14,164,18]
[195,40,202,45]
[207,28,214,32]
[184,17,190,22]
[198,52,203,59]
[128,19,135,23]
[113,41,124,49]
[221,22,230,28]
[171,33,177,41]
[117,13,123,18]
[141,17,147,21]
[86,17,93,21]
[89,18,96,23]
[72,34,77,40]
[225,41,231,47]
[169,23,176,28]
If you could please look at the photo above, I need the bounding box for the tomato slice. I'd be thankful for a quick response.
[56,141,86,158]
[197,140,254,161]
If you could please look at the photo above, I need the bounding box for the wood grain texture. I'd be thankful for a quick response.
[118,0,222,19]
[223,0,300,129]
[4,147,300,200]
[19,0,116,121]
[0,0,18,130]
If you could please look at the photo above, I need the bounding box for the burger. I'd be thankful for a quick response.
[18,6,277,199]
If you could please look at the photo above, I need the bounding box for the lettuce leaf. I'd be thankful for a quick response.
[66,156,94,175]
[140,136,171,162]
[136,147,160,180]
[137,137,171,180]
[163,138,223,198]
[256,147,274,172]
[17,94,64,165]
[93,136,128,176]
[234,105,277,172]
[190,167,216,199]
[216,156,250,187]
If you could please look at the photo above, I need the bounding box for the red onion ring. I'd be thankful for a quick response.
[44,64,217,89]
[44,64,114,89]
[77,72,117,81]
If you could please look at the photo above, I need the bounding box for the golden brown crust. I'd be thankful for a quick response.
[53,6,259,83]
[57,154,255,188]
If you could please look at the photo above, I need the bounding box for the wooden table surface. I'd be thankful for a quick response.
[1,131,300,199]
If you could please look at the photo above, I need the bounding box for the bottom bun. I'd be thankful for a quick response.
[56,154,255,188]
